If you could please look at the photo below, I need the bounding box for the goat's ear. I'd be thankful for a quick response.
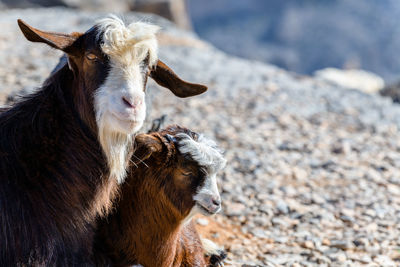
[150,60,208,98]
[17,19,80,52]
[133,134,163,163]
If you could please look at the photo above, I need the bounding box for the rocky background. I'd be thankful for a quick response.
[187,0,400,84]
[2,7,400,267]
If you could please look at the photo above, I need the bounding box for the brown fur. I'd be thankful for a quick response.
[1,18,207,266]
[94,126,222,267]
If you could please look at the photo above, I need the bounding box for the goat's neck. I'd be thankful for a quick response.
[47,62,117,217]
[118,174,186,266]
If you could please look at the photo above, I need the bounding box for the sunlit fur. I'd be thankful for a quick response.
[96,119,133,184]
[97,16,159,66]
[94,16,159,183]
[177,133,226,173]
[93,126,227,267]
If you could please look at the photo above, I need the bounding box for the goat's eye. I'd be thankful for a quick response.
[140,56,150,73]
[181,171,193,177]
[85,53,98,61]
[144,53,150,65]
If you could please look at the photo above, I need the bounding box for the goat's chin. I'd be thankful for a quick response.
[107,114,144,135]
[196,203,219,216]
[182,205,217,225]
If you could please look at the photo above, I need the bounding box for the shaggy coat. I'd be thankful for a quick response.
[0,62,109,266]
[94,126,227,267]
[0,17,206,266]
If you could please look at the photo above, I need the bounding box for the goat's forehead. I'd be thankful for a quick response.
[176,133,226,172]
[94,16,159,66]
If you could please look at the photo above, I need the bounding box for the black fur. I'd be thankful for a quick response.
[0,28,112,266]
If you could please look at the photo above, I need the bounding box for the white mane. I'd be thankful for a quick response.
[176,133,226,173]
[96,15,159,67]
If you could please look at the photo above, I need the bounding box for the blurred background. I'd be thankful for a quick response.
[188,0,398,82]
[3,0,399,97]
[2,0,399,84]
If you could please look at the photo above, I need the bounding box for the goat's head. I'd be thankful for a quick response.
[17,16,207,183]
[133,125,226,219]
[18,16,207,134]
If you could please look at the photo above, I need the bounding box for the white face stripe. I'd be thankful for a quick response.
[176,133,226,216]
[176,133,226,173]
[93,16,159,184]
[193,173,219,200]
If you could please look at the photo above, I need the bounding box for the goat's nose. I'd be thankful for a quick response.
[122,96,141,109]
[212,196,221,207]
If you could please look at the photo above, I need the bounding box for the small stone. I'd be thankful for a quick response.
[359,255,372,264]
[224,203,246,216]
[364,209,376,218]
[276,200,289,214]
[301,240,315,249]
[348,254,372,264]
[271,217,290,228]
[322,238,331,246]
[340,208,355,217]
[374,255,396,266]
[330,240,352,250]
[336,253,347,262]
[211,232,219,239]
[293,167,308,180]
[256,193,269,201]
[340,215,354,223]
[353,238,367,247]
[273,236,288,244]
[258,204,273,215]
[315,255,332,264]
[196,218,209,226]
[331,141,351,154]
[387,184,400,196]
[311,194,325,204]
[251,228,268,238]
[253,215,270,226]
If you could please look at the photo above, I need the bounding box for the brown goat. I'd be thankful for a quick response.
[94,125,227,267]
[0,17,206,266]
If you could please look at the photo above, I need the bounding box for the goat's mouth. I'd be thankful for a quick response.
[111,110,141,123]
[196,203,219,216]
[107,112,144,134]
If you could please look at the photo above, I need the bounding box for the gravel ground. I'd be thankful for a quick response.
[2,8,400,267]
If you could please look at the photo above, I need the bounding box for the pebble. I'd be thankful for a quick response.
[196,218,209,226]
[330,240,352,250]
[250,228,268,239]
[276,200,290,214]
[301,240,315,249]
[224,203,246,217]
[322,238,331,246]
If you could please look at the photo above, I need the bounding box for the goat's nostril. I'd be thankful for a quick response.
[122,96,135,108]
[212,198,221,206]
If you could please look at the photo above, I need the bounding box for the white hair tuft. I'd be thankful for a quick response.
[176,133,226,172]
[96,15,160,67]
